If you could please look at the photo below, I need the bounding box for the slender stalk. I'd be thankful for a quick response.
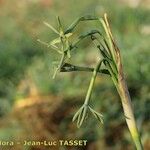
[72,59,104,127]
[69,30,102,52]
[84,59,103,105]
[60,63,110,75]
[52,53,65,79]
[65,15,99,34]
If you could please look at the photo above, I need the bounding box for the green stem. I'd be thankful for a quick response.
[91,35,118,76]
[84,59,103,105]
[118,75,143,150]
[65,15,99,34]
[69,30,101,51]
[60,63,110,75]
[53,53,65,79]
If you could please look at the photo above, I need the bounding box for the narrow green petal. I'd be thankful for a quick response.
[50,37,61,45]
[43,21,59,35]
[72,107,82,122]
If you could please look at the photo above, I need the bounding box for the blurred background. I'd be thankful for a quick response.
[0,0,150,149]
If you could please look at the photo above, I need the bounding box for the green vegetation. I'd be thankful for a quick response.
[40,12,143,149]
[0,0,149,149]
